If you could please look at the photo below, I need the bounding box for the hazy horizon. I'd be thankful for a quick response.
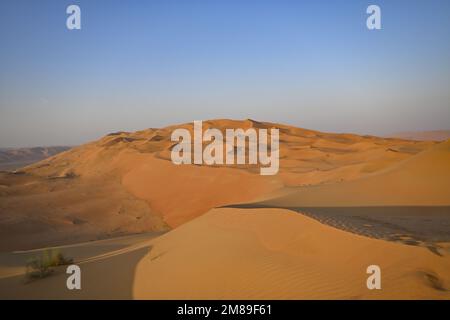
[1,0,450,148]
[1,120,450,149]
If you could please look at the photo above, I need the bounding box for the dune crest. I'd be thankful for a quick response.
[263,139,450,207]
[132,208,450,299]
[0,120,448,300]
[0,120,438,250]
[390,130,450,141]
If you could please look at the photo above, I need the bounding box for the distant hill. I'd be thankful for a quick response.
[0,146,71,171]
[390,130,450,141]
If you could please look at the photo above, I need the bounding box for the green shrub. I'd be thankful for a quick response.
[25,248,73,281]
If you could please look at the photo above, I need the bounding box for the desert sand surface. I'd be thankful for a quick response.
[229,140,450,250]
[0,209,448,299]
[260,139,450,206]
[0,120,448,299]
[0,119,436,251]
[0,232,160,299]
[133,208,450,299]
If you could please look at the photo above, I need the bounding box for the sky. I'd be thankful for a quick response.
[0,0,449,147]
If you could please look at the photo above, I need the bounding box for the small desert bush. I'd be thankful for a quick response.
[25,248,73,281]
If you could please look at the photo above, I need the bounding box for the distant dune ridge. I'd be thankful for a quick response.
[390,130,450,141]
[0,146,71,171]
[0,119,449,299]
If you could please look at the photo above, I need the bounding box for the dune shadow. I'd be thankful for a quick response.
[0,245,152,299]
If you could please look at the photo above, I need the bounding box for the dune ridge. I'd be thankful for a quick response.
[0,146,71,171]
[390,130,450,141]
[0,120,436,251]
[132,208,450,299]
[223,140,450,253]
[2,209,448,299]
[261,139,450,207]
[0,122,448,299]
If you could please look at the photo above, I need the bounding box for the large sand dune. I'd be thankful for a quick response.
[0,120,436,251]
[132,208,450,299]
[229,140,450,251]
[1,209,448,299]
[262,139,450,207]
[0,120,448,299]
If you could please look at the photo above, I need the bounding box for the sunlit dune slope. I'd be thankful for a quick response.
[0,119,437,250]
[132,208,450,299]
[262,139,450,207]
[1,209,448,299]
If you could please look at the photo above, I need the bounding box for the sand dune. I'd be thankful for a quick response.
[132,208,450,299]
[261,139,450,207]
[390,130,450,141]
[1,209,448,299]
[0,120,448,300]
[224,140,450,253]
[0,120,436,251]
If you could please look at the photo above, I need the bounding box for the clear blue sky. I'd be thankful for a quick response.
[1,0,449,147]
